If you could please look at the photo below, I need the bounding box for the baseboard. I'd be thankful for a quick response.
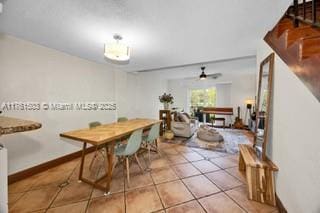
[8,146,96,184]
[276,193,287,213]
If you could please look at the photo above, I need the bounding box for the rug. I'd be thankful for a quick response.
[163,129,252,154]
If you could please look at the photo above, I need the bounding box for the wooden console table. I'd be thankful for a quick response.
[238,144,278,206]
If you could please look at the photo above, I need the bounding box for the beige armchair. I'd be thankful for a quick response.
[171,116,198,138]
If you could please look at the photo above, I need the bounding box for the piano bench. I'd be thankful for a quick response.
[211,117,226,128]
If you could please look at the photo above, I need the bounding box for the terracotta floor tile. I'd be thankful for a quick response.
[205,170,243,191]
[47,201,88,213]
[9,186,60,213]
[167,154,188,165]
[125,172,154,190]
[158,141,177,149]
[8,177,37,193]
[162,148,180,155]
[192,160,221,173]
[198,192,245,213]
[182,175,220,198]
[126,185,163,213]
[174,145,194,153]
[83,152,105,167]
[166,200,205,213]
[8,192,24,205]
[172,163,201,178]
[147,157,170,169]
[151,167,179,184]
[48,158,79,172]
[31,169,73,189]
[225,167,247,183]
[87,192,125,213]
[128,161,147,176]
[51,182,92,207]
[195,150,225,159]
[69,164,101,183]
[91,176,124,198]
[156,180,193,208]
[226,186,278,213]
[210,155,238,169]
[182,152,204,162]
[8,143,267,213]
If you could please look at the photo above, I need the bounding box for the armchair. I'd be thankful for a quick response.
[171,113,198,138]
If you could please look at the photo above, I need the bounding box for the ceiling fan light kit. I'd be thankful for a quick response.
[199,66,207,80]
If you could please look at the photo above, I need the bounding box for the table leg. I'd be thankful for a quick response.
[78,142,87,181]
[104,142,115,196]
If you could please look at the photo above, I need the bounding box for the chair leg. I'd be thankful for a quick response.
[135,153,144,174]
[126,157,130,187]
[155,139,162,157]
[148,145,151,164]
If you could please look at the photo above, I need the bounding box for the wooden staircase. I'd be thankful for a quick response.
[264,1,320,101]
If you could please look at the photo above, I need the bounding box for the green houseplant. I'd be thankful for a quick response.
[159,93,174,110]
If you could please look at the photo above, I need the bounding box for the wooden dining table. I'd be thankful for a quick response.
[59,118,162,195]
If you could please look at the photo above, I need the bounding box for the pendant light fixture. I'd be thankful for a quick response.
[199,66,207,80]
[104,34,130,62]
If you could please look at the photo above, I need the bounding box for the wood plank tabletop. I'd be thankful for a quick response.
[239,144,278,171]
[0,116,42,135]
[60,118,162,145]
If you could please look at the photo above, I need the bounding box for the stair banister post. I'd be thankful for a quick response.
[312,0,317,25]
[294,0,299,27]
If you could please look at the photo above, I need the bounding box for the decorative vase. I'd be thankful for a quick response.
[164,130,174,140]
[163,102,170,110]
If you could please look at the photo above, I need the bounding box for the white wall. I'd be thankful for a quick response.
[0,34,130,174]
[134,72,169,119]
[257,41,320,213]
[135,57,257,121]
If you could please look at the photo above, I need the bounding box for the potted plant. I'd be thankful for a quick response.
[159,93,174,110]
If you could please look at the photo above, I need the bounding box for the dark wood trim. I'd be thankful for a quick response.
[8,146,96,184]
[276,193,288,213]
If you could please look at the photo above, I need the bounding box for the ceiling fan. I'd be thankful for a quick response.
[181,66,222,81]
[199,66,222,80]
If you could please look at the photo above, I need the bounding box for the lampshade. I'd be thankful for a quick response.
[104,34,130,62]
[245,99,255,105]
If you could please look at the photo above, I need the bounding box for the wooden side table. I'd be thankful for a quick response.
[159,110,172,136]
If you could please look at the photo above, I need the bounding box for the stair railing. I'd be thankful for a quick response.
[288,0,320,27]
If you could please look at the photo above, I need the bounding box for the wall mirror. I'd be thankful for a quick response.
[255,53,274,160]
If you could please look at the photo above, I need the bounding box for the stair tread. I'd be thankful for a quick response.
[264,2,320,102]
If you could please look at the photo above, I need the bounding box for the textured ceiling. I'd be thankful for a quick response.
[0,0,287,72]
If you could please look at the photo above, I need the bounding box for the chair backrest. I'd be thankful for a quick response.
[147,123,160,143]
[124,129,143,156]
[89,121,101,128]
[118,117,128,122]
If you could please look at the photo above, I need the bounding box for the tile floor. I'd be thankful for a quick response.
[8,140,279,213]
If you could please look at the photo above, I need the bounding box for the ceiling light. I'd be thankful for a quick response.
[104,34,130,62]
[199,66,207,80]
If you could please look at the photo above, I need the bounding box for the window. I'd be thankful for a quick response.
[190,87,217,110]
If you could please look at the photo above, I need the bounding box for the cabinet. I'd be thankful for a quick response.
[159,110,172,136]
